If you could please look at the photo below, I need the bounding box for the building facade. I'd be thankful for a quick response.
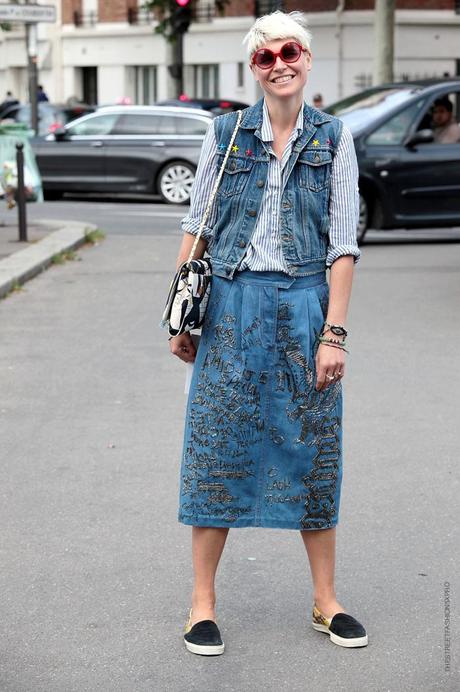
[1,0,460,107]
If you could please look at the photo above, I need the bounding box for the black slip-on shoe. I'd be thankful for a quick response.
[312,604,368,648]
[183,608,225,656]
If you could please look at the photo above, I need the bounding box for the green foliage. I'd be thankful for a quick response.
[1,0,19,30]
[84,228,105,244]
[143,0,230,42]
[51,249,78,264]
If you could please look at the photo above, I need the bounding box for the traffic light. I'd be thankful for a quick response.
[171,0,192,35]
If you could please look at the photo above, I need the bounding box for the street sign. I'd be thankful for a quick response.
[0,4,56,23]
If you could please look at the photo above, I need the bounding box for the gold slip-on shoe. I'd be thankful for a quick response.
[183,608,225,656]
[312,604,368,648]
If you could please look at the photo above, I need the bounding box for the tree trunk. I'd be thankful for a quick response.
[373,0,395,85]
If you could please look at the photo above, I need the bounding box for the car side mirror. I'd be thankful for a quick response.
[404,129,434,148]
[53,127,69,141]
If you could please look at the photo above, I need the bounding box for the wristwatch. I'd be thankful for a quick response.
[321,322,348,338]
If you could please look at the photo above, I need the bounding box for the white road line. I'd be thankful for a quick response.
[120,210,187,217]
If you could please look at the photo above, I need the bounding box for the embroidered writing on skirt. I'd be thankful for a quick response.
[178,272,343,530]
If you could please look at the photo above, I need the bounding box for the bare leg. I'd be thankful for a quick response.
[300,527,347,617]
[190,527,229,625]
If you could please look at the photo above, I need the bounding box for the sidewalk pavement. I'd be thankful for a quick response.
[0,215,97,299]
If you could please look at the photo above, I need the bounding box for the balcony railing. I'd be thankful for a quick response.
[254,0,284,17]
[127,7,155,25]
[194,3,217,22]
[73,11,97,27]
[190,1,284,22]
[72,8,155,27]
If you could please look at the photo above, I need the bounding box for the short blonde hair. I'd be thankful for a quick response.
[243,10,312,58]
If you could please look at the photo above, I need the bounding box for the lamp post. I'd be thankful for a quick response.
[25,20,38,135]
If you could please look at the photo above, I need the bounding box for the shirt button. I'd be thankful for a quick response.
[248,210,257,217]
[281,234,291,242]
[256,179,264,188]
[225,267,232,275]
[239,240,246,248]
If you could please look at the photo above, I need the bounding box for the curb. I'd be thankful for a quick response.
[0,219,98,299]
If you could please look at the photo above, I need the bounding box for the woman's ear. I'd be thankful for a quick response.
[306,50,312,72]
[249,63,259,82]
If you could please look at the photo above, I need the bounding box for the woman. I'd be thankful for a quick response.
[169,10,367,655]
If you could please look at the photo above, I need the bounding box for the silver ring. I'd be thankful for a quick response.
[326,374,334,381]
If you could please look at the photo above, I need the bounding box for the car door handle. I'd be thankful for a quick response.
[150,141,165,147]
[91,141,104,147]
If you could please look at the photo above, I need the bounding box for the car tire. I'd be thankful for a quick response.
[158,161,196,205]
[357,192,369,244]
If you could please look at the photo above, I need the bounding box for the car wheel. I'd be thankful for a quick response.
[158,161,195,205]
[357,193,369,244]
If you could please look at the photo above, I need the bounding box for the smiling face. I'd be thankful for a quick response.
[250,38,312,100]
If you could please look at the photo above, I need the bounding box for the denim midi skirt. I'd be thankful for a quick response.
[178,270,343,530]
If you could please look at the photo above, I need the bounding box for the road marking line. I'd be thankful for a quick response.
[118,210,187,218]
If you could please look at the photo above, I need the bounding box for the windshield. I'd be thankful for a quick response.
[16,104,64,135]
[325,86,424,132]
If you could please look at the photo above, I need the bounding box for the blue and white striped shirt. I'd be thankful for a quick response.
[182,99,361,269]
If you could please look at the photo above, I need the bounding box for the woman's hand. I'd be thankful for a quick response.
[315,343,346,392]
[169,333,197,363]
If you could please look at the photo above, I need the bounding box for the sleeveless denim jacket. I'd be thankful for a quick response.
[210,98,343,279]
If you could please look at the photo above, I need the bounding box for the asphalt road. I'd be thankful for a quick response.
[1,199,459,691]
[26,196,460,244]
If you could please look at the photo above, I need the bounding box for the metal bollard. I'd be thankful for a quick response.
[16,142,28,242]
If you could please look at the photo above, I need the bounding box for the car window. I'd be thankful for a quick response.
[366,100,425,145]
[16,103,62,135]
[173,116,209,135]
[327,86,424,132]
[112,113,166,135]
[415,91,460,144]
[68,113,119,136]
[111,112,210,136]
[62,107,95,125]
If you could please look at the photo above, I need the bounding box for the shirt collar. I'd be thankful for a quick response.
[261,98,304,142]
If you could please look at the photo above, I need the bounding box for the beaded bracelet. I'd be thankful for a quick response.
[319,342,350,354]
[318,336,349,354]
[319,335,345,346]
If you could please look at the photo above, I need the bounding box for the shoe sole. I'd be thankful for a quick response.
[184,639,225,656]
[312,622,368,648]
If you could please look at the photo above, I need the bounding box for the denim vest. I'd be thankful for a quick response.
[210,98,343,279]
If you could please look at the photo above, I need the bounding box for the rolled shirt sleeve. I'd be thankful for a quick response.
[181,119,218,244]
[326,124,361,267]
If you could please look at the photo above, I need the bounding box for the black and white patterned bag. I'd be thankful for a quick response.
[161,257,212,337]
[161,110,242,338]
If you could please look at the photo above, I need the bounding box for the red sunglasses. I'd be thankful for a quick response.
[251,41,307,70]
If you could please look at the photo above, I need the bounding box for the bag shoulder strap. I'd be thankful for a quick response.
[187,110,243,263]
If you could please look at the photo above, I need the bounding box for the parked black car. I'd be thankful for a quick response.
[32,105,214,203]
[0,102,95,137]
[326,78,460,242]
[156,98,249,115]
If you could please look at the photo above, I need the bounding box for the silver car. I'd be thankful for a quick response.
[32,105,214,204]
